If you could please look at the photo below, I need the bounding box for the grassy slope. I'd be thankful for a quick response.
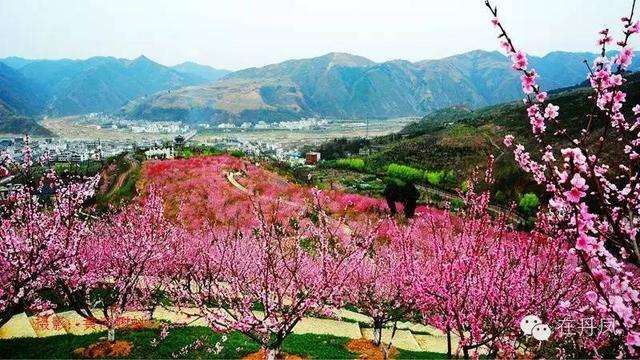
[0,326,444,359]
[0,328,342,359]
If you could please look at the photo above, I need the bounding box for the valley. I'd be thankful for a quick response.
[3,50,638,139]
[41,117,178,142]
[22,115,414,156]
[192,117,416,150]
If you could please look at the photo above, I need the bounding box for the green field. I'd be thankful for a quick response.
[0,327,445,359]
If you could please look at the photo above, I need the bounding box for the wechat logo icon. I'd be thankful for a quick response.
[520,315,552,341]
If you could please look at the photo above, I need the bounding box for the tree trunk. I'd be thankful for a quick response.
[265,347,280,360]
[107,327,115,342]
[373,327,382,347]
[384,321,398,360]
[462,346,469,360]
[372,317,384,346]
[0,309,16,329]
[446,328,452,359]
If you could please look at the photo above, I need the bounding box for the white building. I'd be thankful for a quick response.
[145,147,175,159]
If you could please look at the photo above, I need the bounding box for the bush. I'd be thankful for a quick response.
[450,198,465,212]
[387,163,424,183]
[229,149,245,158]
[494,190,507,205]
[518,193,540,215]
[442,170,458,188]
[179,148,194,158]
[335,158,366,171]
[424,171,444,186]
[200,146,225,156]
[460,180,470,192]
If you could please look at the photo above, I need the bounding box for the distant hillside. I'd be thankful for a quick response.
[172,62,230,82]
[0,62,46,115]
[0,55,211,116]
[0,56,37,70]
[313,72,640,202]
[122,50,639,124]
[0,98,51,136]
[0,114,53,137]
[0,62,52,136]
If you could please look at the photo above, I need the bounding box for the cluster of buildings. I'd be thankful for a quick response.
[0,137,170,163]
[213,118,330,131]
[76,113,334,136]
[144,147,175,160]
[198,136,304,165]
[130,122,188,134]
[74,113,190,134]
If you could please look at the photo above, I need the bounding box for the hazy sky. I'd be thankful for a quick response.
[0,0,636,70]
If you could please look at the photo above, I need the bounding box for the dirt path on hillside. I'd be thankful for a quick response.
[106,155,139,197]
[226,171,250,194]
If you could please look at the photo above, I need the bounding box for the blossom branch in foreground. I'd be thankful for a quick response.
[486,0,640,354]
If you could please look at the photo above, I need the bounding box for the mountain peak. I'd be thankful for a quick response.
[317,52,375,67]
[449,49,504,60]
[124,55,161,70]
[133,55,153,63]
[176,61,197,66]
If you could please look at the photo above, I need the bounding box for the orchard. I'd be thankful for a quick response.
[2,1,640,358]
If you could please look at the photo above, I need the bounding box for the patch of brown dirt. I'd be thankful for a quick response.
[119,319,160,331]
[346,339,398,360]
[98,164,118,193]
[73,340,133,358]
[242,349,305,360]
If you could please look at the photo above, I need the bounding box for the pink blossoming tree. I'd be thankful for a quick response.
[486,0,640,354]
[54,190,177,341]
[408,166,583,358]
[0,142,97,327]
[165,199,374,360]
[345,219,417,349]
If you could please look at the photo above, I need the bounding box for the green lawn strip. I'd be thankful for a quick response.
[0,327,358,359]
[397,349,448,359]
[282,334,355,359]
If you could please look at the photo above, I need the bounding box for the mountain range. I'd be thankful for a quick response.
[0,55,230,117]
[1,50,638,134]
[121,50,639,124]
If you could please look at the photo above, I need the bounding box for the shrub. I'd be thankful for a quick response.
[424,171,445,186]
[229,149,245,158]
[387,164,424,183]
[518,193,539,215]
[442,170,458,188]
[335,158,366,171]
[460,180,470,193]
[449,198,465,211]
[179,148,194,158]
[200,146,225,156]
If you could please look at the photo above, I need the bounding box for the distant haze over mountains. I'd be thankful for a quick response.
[0,50,638,133]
